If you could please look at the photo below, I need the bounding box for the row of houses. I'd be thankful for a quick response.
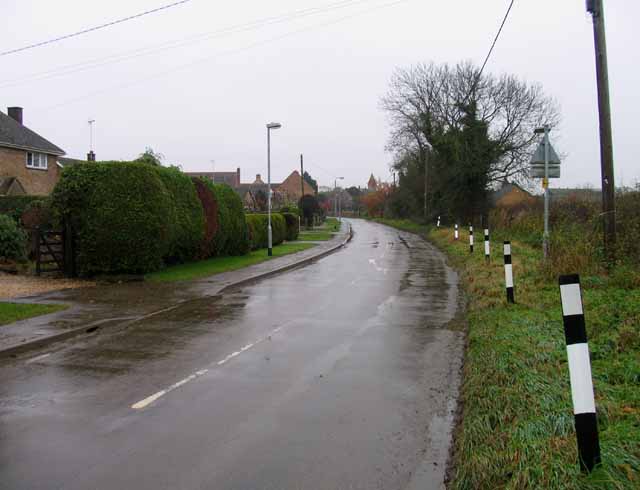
[0,107,314,210]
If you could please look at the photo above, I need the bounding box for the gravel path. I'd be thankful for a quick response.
[0,273,95,300]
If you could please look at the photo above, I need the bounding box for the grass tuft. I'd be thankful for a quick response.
[0,302,68,326]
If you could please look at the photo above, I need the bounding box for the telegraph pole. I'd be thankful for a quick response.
[423,149,428,222]
[587,0,616,261]
[300,154,304,199]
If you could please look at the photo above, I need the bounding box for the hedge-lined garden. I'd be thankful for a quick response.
[0,162,308,277]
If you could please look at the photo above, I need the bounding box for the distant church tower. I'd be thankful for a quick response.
[367,173,378,191]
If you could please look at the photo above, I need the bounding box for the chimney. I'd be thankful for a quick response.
[255,174,263,184]
[87,151,96,162]
[7,107,23,125]
[236,167,241,186]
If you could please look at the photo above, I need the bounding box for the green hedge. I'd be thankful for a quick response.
[246,213,286,250]
[0,196,47,223]
[215,184,249,255]
[152,166,204,263]
[281,212,299,241]
[51,162,172,275]
[190,179,249,258]
[0,214,26,262]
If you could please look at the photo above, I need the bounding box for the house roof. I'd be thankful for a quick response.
[57,157,88,167]
[0,110,65,156]
[490,182,533,204]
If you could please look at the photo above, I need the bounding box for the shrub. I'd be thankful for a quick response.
[299,195,320,227]
[0,214,26,262]
[246,213,285,250]
[215,184,249,255]
[0,196,47,223]
[152,166,204,263]
[51,162,172,275]
[191,178,219,259]
[281,212,299,241]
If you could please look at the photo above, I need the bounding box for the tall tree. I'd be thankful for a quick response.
[381,61,559,220]
[303,171,318,193]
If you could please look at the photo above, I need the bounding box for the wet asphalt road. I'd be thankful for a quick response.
[0,219,462,490]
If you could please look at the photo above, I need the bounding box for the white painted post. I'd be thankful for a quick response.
[437,215,441,227]
[469,225,474,253]
[559,274,601,473]
[454,223,459,240]
[484,228,490,262]
[503,241,514,303]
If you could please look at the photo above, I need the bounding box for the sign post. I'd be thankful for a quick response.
[531,127,561,259]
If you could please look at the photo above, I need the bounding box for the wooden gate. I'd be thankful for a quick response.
[34,223,76,277]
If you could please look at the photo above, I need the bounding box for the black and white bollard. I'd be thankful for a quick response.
[454,223,459,240]
[484,228,490,262]
[437,216,441,228]
[503,241,514,303]
[559,274,601,473]
[469,225,474,253]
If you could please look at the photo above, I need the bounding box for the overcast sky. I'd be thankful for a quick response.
[1,0,638,190]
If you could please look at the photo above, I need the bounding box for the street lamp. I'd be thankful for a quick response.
[334,177,344,219]
[266,122,282,256]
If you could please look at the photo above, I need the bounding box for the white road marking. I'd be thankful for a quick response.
[26,353,51,364]
[131,326,282,410]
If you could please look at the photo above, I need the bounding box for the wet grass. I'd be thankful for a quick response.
[146,243,316,282]
[297,231,334,241]
[0,302,68,326]
[321,217,342,232]
[374,218,639,489]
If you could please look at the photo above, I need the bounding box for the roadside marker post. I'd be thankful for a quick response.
[454,223,459,240]
[437,215,441,227]
[559,274,601,473]
[469,225,474,253]
[503,241,515,303]
[484,228,490,262]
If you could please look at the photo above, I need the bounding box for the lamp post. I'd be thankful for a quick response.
[334,177,344,219]
[266,122,282,256]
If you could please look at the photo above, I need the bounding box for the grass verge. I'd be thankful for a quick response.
[0,302,68,326]
[146,243,316,282]
[298,231,334,241]
[374,218,639,489]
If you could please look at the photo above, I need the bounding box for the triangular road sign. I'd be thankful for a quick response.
[530,140,561,165]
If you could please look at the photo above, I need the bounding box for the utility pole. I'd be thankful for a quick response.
[587,0,616,261]
[300,154,304,200]
[423,150,428,222]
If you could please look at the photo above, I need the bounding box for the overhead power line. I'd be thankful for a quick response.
[464,0,515,103]
[37,0,411,112]
[0,0,193,57]
[0,0,369,88]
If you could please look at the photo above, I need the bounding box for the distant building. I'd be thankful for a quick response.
[490,182,536,208]
[549,188,601,202]
[367,173,378,192]
[185,168,241,188]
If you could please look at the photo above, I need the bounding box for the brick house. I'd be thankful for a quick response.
[490,182,537,208]
[277,170,315,202]
[0,107,65,196]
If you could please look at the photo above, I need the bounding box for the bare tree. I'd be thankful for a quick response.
[381,61,560,185]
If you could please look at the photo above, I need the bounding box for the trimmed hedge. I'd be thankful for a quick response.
[281,212,299,241]
[153,166,204,263]
[191,180,249,258]
[51,162,172,275]
[191,178,219,259]
[215,184,249,255]
[0,196,47,223]
[246,213,285,250]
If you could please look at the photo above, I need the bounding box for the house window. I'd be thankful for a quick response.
[26,152,48,170]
